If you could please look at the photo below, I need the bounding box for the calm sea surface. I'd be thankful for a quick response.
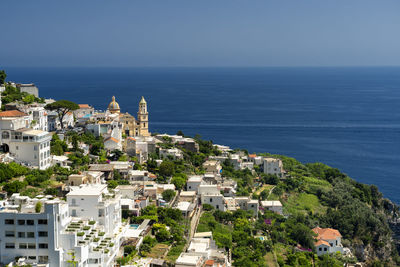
[5,67,400,203]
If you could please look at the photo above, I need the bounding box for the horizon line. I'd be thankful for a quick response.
[2,65,400,69]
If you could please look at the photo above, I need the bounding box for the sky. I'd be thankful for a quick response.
[1,0,400,67]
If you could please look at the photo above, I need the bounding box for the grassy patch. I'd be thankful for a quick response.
[166,243,185,263]
[283,192,326,215]
[255,184,274,195]
[147,243,169,259]
[264,251,279,267]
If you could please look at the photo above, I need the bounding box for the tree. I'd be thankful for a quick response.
[155,228,170,242]
[159,161,175,177]
[35,202,42,213]
[45,100,79,129]
[0,70,6,84]
[171,175,186,190]
[107,180,118,189]
[162,189,176,202]
[3,180,27,195]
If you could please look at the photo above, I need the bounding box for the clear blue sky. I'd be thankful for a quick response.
[1,0,400,67]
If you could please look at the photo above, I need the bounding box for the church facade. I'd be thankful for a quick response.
[107,96,150,137]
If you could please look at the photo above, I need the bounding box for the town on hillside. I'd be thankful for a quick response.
[0,74,397,267]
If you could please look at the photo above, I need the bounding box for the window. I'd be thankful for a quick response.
[28,243,36,249]
[39,231,48,237]
[34,145,38,151]
[209,198,212,202]
[5,219,14,225]
[5,231,15,237]
[324,247,327,251]
[39,256,49,263]
[27,232,35,238]
[72,209,77,217]
[28,256,36,260]
[336,240,338,245]
[19,243,27,249]
[39,243,48,249]
[27,220,34,225]
[2,131,10,139]
[216,205,219,209]
[18,220,25,225]
[16,146,18,150]
[319,247,322,251]
[38,219,48,225]
[18,232,25,238]
[330,243,333,247]
[5,243,15,249]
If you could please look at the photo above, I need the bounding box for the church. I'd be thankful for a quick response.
[107,95,150,137]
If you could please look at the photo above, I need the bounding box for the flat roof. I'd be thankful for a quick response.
[67,184,107,196]
[23,129,49,136]
[188,176,202,182]
[177,201,191,211]
[89,164,114,171]
[194,232,212,238]
[261,200,282,207]
[176,254,202,265]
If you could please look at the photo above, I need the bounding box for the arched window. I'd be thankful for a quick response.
[2,131,10,139]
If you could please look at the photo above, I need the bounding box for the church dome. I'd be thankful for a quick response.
[108,96,120,113]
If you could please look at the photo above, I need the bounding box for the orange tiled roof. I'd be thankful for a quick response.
[105,137,119,143]
[315,239,330,247]
[248,154,257,158]
[205,260,215,266]
[0,110,27,117]
[127,137,136,141]
[312,227,342,240]
[78,104,90,109]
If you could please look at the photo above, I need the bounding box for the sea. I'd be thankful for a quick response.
[4,66,400,204]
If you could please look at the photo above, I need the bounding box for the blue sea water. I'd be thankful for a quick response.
[4,67,400,203]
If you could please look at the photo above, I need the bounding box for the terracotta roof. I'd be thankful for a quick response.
[105,137,119,143]
[78,104,90,109]
[248,154,257,158]
[312,227,342,240]
[0,110,27,117]
[205,260,215,266]
[127,137,136,141]
[315,239,330,247]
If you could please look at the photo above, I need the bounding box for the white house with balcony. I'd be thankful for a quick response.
[28,106,48,131]
[0,110,51,169]
[0,184,126,267]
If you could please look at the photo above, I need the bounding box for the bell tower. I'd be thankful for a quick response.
[138,96,149,136]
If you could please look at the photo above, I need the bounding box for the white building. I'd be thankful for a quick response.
[312,227,344,256]
[201,193,226,212]
[0,111,52,169]
[187,176,203,192]
[0,186,126,267]
[29,106,48,131]
[260,200,283,215]
[263,157,284,178]
[202,161,222,175]
[16,83,39,97]
[159,148,183,160]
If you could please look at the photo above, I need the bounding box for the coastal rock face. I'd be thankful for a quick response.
[389,219,400,253]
